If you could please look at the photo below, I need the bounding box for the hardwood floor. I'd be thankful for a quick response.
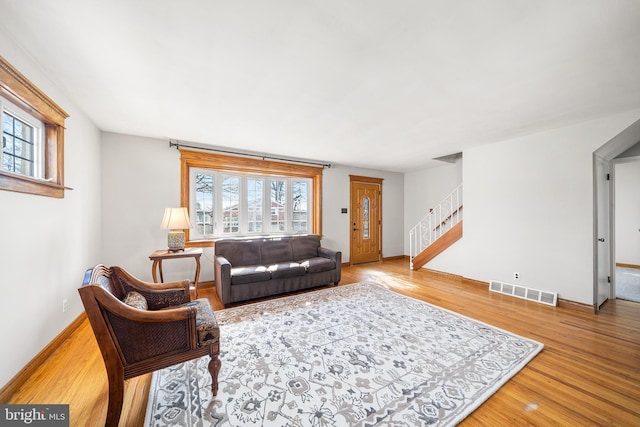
[6,258,640,426]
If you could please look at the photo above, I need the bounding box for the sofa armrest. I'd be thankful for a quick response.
[319,247,341,263]
[319,247,341,285]
[214,256,232,304]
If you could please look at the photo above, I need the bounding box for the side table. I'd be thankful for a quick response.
[149,248,203,297]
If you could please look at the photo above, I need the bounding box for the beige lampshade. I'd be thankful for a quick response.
[160,207,193,230]
[160,207,193,251]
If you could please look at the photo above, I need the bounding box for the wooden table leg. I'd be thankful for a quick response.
[194,256,201,298]
[152,260,160,283]
[152,260,164,283]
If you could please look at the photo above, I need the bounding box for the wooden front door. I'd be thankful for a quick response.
[350,176,382,264]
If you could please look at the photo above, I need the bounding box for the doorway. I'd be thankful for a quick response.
[350,175,382,265]
[613,157,640,303]
[593,118,640,312]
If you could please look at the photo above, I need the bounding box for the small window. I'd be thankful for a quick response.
[2,99,43,178]
[0,56,69,198]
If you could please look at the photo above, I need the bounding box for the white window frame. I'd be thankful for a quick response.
[189,167,312,239]
[1,96,45,179]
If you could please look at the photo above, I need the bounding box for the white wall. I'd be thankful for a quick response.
[427,110,640,305]
[615,160,640,265]
[0,37,102,387]
[101,133,406,282]
[101,133,195,282]
[403,160,462,255]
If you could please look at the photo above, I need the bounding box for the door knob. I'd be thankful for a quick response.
[598,238,605,242]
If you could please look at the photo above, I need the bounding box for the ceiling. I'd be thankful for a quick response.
[1,0,640,172]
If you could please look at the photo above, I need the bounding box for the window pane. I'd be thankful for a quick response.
[247,178,263,233]
[270,180,286,232]
[222,175,240,234]
[292,181,308,232]
[195,173,214,236]
[3,113,12,133]
[15,157,33,176]
[1,112,35,177]
[14,119,33,141]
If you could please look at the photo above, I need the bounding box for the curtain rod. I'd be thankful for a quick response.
[169,140,332,168]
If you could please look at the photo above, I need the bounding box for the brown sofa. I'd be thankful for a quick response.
[214,234,341,305]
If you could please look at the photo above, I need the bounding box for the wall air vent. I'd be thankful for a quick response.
[489,280,557,306]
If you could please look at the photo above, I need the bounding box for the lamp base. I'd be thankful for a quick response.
[167,230,186,252]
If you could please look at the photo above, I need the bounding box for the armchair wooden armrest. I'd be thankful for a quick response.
[111,265,190,309]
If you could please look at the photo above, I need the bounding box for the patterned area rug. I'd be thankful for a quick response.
[145,281,543,426]
[616,266,640,303]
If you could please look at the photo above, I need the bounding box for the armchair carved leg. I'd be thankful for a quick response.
[209,343,221,396]
[105,364,125,427]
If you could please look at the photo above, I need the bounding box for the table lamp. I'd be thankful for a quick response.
[160,207,193,252]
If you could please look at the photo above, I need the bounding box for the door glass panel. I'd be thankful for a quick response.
[363,196,370,239]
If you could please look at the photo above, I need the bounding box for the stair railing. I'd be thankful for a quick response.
[409,184,463,267]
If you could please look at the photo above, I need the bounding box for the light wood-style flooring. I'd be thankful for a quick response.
[7,258,640,426]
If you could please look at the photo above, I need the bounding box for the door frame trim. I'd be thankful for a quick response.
[349,175,383,265]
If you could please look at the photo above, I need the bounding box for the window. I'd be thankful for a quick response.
[270,179,286,232]
[292,181,308,232]
[247,177,264,233]
[0,56,69,198]
[221,175,240,233]
[194,172,214,235]
[2,98,43,178]
[181,150,323,244]
[189,168,313,239]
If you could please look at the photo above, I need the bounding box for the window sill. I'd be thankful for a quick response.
[0,171,71,198]
[185,240,215,248]
[186,233,316,248]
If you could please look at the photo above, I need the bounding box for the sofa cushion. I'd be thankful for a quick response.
[291,235,320,259]
[299,257,336,274]
[230,265,271,285]
[123,291,148,310]
[215,240,261,266]
[261,239,294,265]
[268,262,307,279]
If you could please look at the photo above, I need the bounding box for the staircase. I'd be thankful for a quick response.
[409,184,463,270]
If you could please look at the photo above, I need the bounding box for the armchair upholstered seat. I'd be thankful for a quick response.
[79,265,221,427]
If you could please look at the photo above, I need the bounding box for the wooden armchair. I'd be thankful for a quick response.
[78,265,221,427]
